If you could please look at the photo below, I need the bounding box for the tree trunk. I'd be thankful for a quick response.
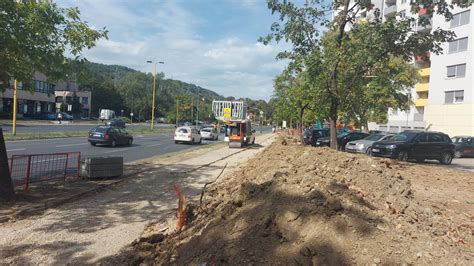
[300,106,305,143]
[329,97,338,150]
[0,128,15,202]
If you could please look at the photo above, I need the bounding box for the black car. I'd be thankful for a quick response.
[310,129,330,146]
[106,118,126,128]
[451,136,474,158]
[371,130,455,165]
[88,126,133,147]
[316,131,369,150]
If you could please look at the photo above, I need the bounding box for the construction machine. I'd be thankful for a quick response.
[212,100,255,148]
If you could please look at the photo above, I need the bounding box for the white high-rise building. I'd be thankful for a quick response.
[349,1,473,136]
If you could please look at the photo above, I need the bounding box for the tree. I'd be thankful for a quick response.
[262,0,470,149]
[0,0,108,87]
[71,92,83,118]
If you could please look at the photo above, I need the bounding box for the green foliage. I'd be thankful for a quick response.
[0,0,107,86]
[71,92,83,116]
[263,0,471,144]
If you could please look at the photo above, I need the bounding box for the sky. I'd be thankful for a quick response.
[57,0,292,101]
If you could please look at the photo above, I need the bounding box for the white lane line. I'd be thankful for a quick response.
[104,148,130,154]
[146,143,166,147]
[56,143,89,148]
[6,148,26,152]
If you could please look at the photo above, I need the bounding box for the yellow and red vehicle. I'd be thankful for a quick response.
[227,119,256,148]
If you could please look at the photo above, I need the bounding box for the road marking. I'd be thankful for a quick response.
[146,143,165,147]
[6,148,26,152]
[56,143,89,148]
[104,148,130,154]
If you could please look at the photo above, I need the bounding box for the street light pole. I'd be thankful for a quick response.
[147,60,164,129]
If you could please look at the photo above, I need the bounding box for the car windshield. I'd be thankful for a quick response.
[303,130,312,136]
[364,134,385,141]
[391,132,419,142]
[93,127,109,133]
[177,128,189,133]
[201,128,211,132]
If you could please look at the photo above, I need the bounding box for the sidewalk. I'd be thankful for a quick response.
[0,133,276,264]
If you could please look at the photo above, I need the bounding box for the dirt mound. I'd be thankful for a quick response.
[110,136,474,265]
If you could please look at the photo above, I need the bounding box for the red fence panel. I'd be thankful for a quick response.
[8,152,81,191]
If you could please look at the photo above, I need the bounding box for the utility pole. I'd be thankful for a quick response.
[147,60,164,129]
[176,97,179,125]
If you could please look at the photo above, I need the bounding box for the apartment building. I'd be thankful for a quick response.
[364,0,473,136]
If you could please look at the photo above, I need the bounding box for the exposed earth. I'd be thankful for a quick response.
[111,135,474,265]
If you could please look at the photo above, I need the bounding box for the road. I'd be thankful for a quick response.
[0,123,171,133]
[5,133,225,163]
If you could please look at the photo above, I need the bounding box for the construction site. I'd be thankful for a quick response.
[102,134,473,265]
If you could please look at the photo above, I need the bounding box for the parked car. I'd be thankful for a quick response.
[174,126,202,144]
[371,130,455,164]
[316,131,370,150]
[345,133,394,154]
[88,126,133,147]
[303,129,313,145]
[200,127,219,140]
[311,129,330,146]
[106,118,126,128]
[59,112,73,121]
[451,136,474,158]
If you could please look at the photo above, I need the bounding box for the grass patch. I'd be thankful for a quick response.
[3,127,176,141]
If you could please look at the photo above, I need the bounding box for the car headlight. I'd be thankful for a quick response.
[386,144,396,149]
[356,143,365,148]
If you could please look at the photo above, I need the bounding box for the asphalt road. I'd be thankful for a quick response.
[5,133,225,163]
[0,123,171,133]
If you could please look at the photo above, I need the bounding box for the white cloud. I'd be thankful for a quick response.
[57,0,287,101]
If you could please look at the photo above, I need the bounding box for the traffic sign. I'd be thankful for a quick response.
[223,107,231,122]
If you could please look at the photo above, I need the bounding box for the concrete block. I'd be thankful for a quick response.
[81,156,123,178]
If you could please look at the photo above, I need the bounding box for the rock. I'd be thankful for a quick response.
[334,167,341,173]
[140,233,165,244]
[283,210,300,222]
[374,258,381,264]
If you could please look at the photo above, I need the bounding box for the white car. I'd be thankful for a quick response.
[174,126,202,144]
[200,127,219,140]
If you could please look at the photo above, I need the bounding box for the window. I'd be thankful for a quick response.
[446,64,466,78]
[450,10,470,28]
[449,37,468,53]
[415,133,429,142]
[82,97,88,105]
[398,10,406,18]
[445,90,464,104]
[428,133,444,142]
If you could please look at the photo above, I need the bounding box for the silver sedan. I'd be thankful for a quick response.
[345,133,394,155]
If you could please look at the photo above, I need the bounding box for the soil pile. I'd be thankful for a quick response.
[111,137,474,265]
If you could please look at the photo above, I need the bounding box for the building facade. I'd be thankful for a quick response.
[0,72,92,119]
[54,79,92,118]
[0,73,56,117]
[365,0,473,136]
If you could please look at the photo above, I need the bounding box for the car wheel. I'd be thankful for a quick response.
[365,147,372,156]
[90,142,96,146]
[454,151,462,158]
[127,139,133,146]
[252,138,255,145]
[191,138,195,145]
[175,141,179,144]
[397,151,408,162]
[416,158,425,163]
[110,140,116,148]
[199,138,202,144]
[440,152,453,165]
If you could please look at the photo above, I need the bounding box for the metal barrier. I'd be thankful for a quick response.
[8,152,81,191]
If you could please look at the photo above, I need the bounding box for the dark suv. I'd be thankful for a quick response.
[371,130,455,164]
[451,136,474,158]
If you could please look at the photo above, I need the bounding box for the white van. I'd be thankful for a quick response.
[100,109,116,121]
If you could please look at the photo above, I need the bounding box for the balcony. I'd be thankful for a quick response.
[416,83,429,92]
[384,5,397,17]
[385,0,397,4]
[415,98,428,107]
[418,68,430,77]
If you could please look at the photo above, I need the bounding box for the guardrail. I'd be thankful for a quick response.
[9,152,81,191]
